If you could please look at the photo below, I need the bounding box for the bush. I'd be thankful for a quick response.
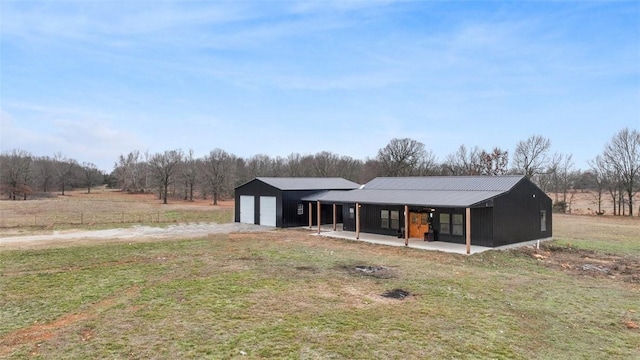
[553,201,567,213]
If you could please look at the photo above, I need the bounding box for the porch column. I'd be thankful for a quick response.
[333,204,337,231]
[356,203,360,239]
[404,205,409,246]
[317,201,321,234]
[465,207,471,255]
[308,203,313,228]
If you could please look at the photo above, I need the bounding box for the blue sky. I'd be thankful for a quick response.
[1,0,638,172]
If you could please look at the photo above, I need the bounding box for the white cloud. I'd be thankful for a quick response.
[0,105,144,172]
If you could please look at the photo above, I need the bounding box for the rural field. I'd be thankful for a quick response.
[0,190,639,359]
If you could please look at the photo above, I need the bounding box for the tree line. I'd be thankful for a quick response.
[1,128,638,216]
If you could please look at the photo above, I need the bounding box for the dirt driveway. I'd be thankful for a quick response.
[0,223,271,250]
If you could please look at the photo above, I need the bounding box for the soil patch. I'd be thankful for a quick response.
[381,289,410,299]
[346,265,395,279]
[516,244,640,284]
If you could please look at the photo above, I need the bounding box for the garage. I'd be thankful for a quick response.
[234,177,360,228]
[259,196,277,226]
[239,195,255,224]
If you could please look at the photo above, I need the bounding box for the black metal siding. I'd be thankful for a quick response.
[282,190,317,228]
[492,178,552,246]
[341,203,406,237]
[235,179,352,228]
[433,208,466,244]
[234,179,281,226]
[471,207,494,247]
[283,192,344,228]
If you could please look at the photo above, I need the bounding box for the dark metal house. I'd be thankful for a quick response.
[304,176,552,248]
[234,177,360,228]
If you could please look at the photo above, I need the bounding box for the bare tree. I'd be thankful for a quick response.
[202,149,236,205]
[336,155,362,182]
[512,135,551,177]
[246,154,276,177]
[148,149,183,204]
[113,150,145,192]
[376,138,428,176]
[286,153,305,177]
[54,153,79,196]
[313,151,341,177]
[479,147,509,175]
[588,156,609,215]
[180,149,199,201]
[415,149,438,175]
[0,149,33,200]
[602,128,640,216]
[81,162,103,194]
[546,152,563,200]
[558,154,575,203]
[32,156,56,192]
[444,145,482,175]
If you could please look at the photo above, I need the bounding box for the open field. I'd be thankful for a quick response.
[0,187,234,233]
[1,191,639,359]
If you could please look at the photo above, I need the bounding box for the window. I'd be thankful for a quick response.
[540,210,546,232]
[381,210,389,229]
[297,204,304,215]
[452,214,464,236]
[390,210,400,230]
[440,213,450,234]
[349,207,355,219]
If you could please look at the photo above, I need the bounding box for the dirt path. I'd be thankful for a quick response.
[0,223,271,250]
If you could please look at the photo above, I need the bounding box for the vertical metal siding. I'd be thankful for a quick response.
[492,178,552,246]
[471,207,494,247]
[343,204,406,237]
[234,179,281,226]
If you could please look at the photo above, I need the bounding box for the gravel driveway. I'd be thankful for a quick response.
[0,223,271,247]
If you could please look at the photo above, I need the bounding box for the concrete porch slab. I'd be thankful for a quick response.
[304,226,551,255]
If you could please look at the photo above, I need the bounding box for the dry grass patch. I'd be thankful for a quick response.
[2,226,639,359]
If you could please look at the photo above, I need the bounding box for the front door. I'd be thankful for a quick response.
[408,212,429,238]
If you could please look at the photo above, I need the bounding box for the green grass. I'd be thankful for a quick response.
[1,232,638,359]
[551,214,640,256]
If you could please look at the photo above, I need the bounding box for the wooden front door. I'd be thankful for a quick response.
[408,212,429,238]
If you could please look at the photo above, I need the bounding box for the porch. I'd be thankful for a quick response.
[304,225,551,255]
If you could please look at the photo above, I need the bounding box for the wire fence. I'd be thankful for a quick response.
[0,209,233,228]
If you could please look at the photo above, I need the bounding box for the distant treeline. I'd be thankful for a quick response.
[2,128,638,216]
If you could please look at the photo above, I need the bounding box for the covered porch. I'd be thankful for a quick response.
[303,225,549,255]
[305,201,477,254]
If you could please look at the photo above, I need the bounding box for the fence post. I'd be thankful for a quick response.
[157,211,160,223]
[35,214,37,226]
[81,212,83,224]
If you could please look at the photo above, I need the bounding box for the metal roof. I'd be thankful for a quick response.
[363,176,523,191]
[255,177,361,191]
[303,176,526,207]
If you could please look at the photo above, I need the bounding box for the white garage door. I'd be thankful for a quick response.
[259,196,277,227]
[239,195,255,224]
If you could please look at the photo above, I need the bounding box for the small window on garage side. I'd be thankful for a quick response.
[349,207,355,219]
[297,204,304,215]
[390,210,400,230]
[440,213,450,234]
[540,210,546,232]
[381,210,389,229]
[452,214,464,236]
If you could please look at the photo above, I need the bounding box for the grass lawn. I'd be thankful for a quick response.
[1,215,639,359]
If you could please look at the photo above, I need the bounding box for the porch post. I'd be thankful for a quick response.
[356,203,360,239]
[404,205,409,246]
[317,201,321,234]
[308,202,312,228]
[333,203,337,231]
[465,207,471,255]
